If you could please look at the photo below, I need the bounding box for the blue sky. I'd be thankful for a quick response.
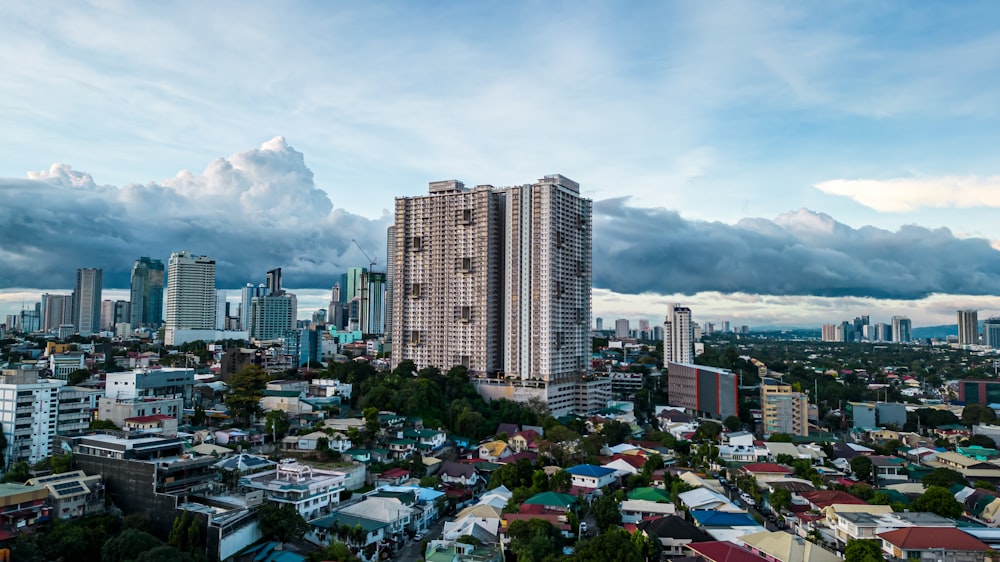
[3,1,1000,328]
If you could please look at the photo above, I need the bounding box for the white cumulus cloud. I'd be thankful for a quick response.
[814,176,1000,212]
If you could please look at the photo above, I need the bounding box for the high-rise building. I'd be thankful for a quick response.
[958,309,979,346]
[761,377,809,437]
[360,271,386,336]
[41,294,73,333]
[652,325,663,341]
[983,318,1000,350]
[129,257,164,328]
[345,267,366,303]
[821,323,838,342]
[248,268,297,341]
[595,317,603,331]
[215,291,229,330]
[73,268,103,335]
[663,304,693,364]
[615,319,630,339]
[721,321,730,333]
[874,323,892,343]
[240,283,267,330]
[891,316,912,343]
[102,300,130,331]
[390,175,592,415]
[385,225,396,344]
[164,251,216,345]
[0,367,64,465]
[327,283,344,330]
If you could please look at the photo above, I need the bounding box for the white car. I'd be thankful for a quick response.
[414,533,425,541]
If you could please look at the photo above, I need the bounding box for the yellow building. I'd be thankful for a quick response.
[761,378,809,437]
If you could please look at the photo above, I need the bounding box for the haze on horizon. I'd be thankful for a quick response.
[3,2,1000,329]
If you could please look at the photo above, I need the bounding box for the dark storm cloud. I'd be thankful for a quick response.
[591,198,1000,299]
[0,138,391,289]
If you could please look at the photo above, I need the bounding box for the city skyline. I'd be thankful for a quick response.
[4,3,1000,327]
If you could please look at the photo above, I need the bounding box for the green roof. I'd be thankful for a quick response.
[404,429,444,438]
[628,487,671,503]
[389,438,416,445]
[311,513,388,532]
[524,491,577,508]
[263,390,301,397]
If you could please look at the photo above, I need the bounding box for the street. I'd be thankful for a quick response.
[392,516,447,561]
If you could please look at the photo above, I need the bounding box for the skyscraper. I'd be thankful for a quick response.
[663,304,693,364]
[391,175,592,414]
[248,268,297,341]
[327,283,344,330]
[164,251,216,345]
[241,283,267,330]
[615,319,630,339]
[983,318,1000,350]
[41,293,73,333]
[958,309,979,346]
[891,315,912,343]
[129,257,164,328]
[73,268,103,335]
[385,225,396,344]
[360,270,386,336]
[595,317,603,331]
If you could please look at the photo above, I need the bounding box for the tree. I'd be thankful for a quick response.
[191,403,207,426]
[124,513,152,533]
[68,368,91,386]
[967,434,997,449]
[844,539,886,562]
[101,528,164,562]
[551,469,571,493]
[507,518,563,562]
[922,467,967,489]
[601,420,632,445]
[133,545,194,562]
[962,404,996,426]
[912,485,963,519]
[574,529,644,562]
[768,433,793,443]
[50,453,72,474]
[257,503,310,543]
[307,542,359,562]
[591,491,623,532]
[89,419,119,430]
[850,456,873,483]
[770,488,792,512]
[694,421,723,442]
[723,415,741,432]
[225,365,269,426]
[2,461,29,483]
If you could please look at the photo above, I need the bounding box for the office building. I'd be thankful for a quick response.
[652,325,663,341]
[129,257,164,328]
[385,225,396,343]
[102,300,130,332]
[327,283,344,330]
[667,362,738,420]
[958,309,979,346]
[595,317,603,331]
[73,268,103,335]
[241,283,267,331]
[360,270,386,336]
[41,294,73,333]
[390,175,591,415]
[983,318,1000,350]
[345,267,365,303]
[761,378,809,437]
[821,324,838,342]
[215,291,228,330]
[164,251,216,345]
[615,319,630,339]
[874,323,891,343]
[248,268,297,341]
[663,304,693,364]
[891,316,911,343]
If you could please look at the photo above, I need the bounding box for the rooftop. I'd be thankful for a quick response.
[878,527,989,551]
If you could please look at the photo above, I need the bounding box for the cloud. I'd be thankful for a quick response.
[0,138,390,289]
[591,200,1000,300]
[815,176,1000,212]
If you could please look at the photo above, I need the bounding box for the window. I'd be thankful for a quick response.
[458,306,472,322]
[409,331,421,344]
[410,236,423,251]
[459,257,472,272]
[458,209,473,224]
[410,283,421,298]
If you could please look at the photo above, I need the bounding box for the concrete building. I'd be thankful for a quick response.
[390,175,592,416]
[129,257,165,328]
[41,293,73,333]
[847,401,907,429]
[958,310,980,346]
[360,270,386,336]
[891,316,912,343]
[667,362,738,420]
[26,470,105,520]
[663,304,693,364]
[0,367,65,465]
[761,377,809,437]
[241,460,346,520]
[105,367,195,406]
[984,318,1000,350]
[73,268,103,335]
[821,324,838,342]
[57,385,102,434]
[615,319,630,339]
[249,293,297,341]
[164,251,217,345]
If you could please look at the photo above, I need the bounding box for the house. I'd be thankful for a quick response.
[676,487,741,512]
[338,496,414,537]
[375,468,411,487]
[725,431,756,447]
[637,516,714,558]
[388,438,416,460]
[868,456,907,483]
[439,461,480,488]
[403,429,447,452]
[878,527,990,562]
[0,483,51,537]
[739,463,794,480]
[509,430,540,453]
[25,471,104,520]
[738,531,841,562]
[928,451,1000,480]
[565,464,617,490]
[620,498,676,523]
[603,455,646,478]
[310,512,389,550]
[798,490,867,511]
[686,541,770,562]
[241,460,347,520]
[522,491,577,513]
[830,511,955,548]
[478,441,512,462]
[720,443,770,463]
[123,414,178,435]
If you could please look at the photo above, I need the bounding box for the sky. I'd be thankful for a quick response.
[3,1,1000,328]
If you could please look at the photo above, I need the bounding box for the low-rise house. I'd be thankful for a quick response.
[637,516,713,558]
[565,464,617,490]
[388,438,416,460]
[928,451,1000,481]
[720,443,770,463]
[310,512,389,550]
[478,441,511,462]
[798,490,867,511]
[403,429,446,452]
[438,461,480,488]
[0,483,50,538]
[509,430,539,453]
[676,487,741,512]
[878,527,990,562]
[25,471,104,520]
[241,460,346,520]
[260,389,310,416]
[739,463,794,480]
[123,413,178,435]
[869,456,907,483]
[686,541,769,562]
[620,498,676,524]
[738,530,841,562]
[830,511,954,548]
[522,491,577,513]
[375,468,411,487]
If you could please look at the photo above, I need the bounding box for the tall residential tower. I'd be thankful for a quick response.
[73,268,103,335]
[663,303,693,364]
[129,257,165,328]
[164,251,216,345]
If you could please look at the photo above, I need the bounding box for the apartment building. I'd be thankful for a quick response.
[761,378,809,437]
[0,367,65,465]
[667,362,738,420]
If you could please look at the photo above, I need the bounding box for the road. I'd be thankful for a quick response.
[392,516,447,561]
[719,480,781,532]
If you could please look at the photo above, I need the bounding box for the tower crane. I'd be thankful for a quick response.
[352,239,378,272]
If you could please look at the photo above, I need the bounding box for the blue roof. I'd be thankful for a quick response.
[689,510,758,527]
[378,485,446,503]
[565,464,616,477]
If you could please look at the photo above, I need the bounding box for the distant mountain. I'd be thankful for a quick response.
[912,324,957,339]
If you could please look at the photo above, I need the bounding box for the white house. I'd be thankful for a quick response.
[565,464,618,490]
[621,500,677,523]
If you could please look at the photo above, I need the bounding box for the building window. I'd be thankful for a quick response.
[459,257,472,272]
[409,331,421,344]
[409,283,421,298]
[458,209,473,224]
[410,236,423,251]
[459,306,472,323]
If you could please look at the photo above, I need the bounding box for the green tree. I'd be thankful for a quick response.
[257,503,310,543]
[768,433,793,443]
[551,469,571,493]
[967,434,997,449]
[591,491,624,532]
[133,545,194,562]
[225,365,269,426]
[694,421,723,442]
[850,456,873,483]
[922,467,967,489]
[844,539,886,562]
[723,415,741,432]
[962,404,996,426]
[574,529,644,562]
[307,541,359,562]
[50,452,72,474]
[89,419,119,430]
[507,518,563,562]
[601,420,632,445]
[912,485,963,519]
[1,460,29,483]
[123,513,152,533]
[68,368,92,385]
[770,488,792,512]
[191,403,207,426]
[101,528,164,562]
[265,410,291,441]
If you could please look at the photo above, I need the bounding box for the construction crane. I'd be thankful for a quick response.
[352,239,377,272]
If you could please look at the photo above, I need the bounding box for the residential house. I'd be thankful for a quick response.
[509,430,540,453]
[738,530,841,562]
[739,463,794,480]
[241,460,346,520]
[620,489,676,524]
[338,496,413,538]
[478,441,511,462]
[686,541,770,562]
[438,461,480,488]
[25,471,104,520]
[603,454,646,478]
[388,438,416,460]
[403,429,446,453]
[0,483,50,538]
[929,451,1000,481]
[676,487,741,512]
[521,491,577,513]
[565,464,617,490]
[878,527,990,562]
[869,456,907,483]
[830,511,955,549]
[375,468,411,487]
[636,516,713,558]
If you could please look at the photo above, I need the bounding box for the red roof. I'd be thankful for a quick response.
[739,463,792,474]
[877,528,989,551]
[799,490,867,509]
[609,454,647,469]
[503,513,569,530]
[378,468,410,479]
[686,541,769,562]
[124,414,174,423]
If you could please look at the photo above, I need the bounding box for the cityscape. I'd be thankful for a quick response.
[5,3,1000,562]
